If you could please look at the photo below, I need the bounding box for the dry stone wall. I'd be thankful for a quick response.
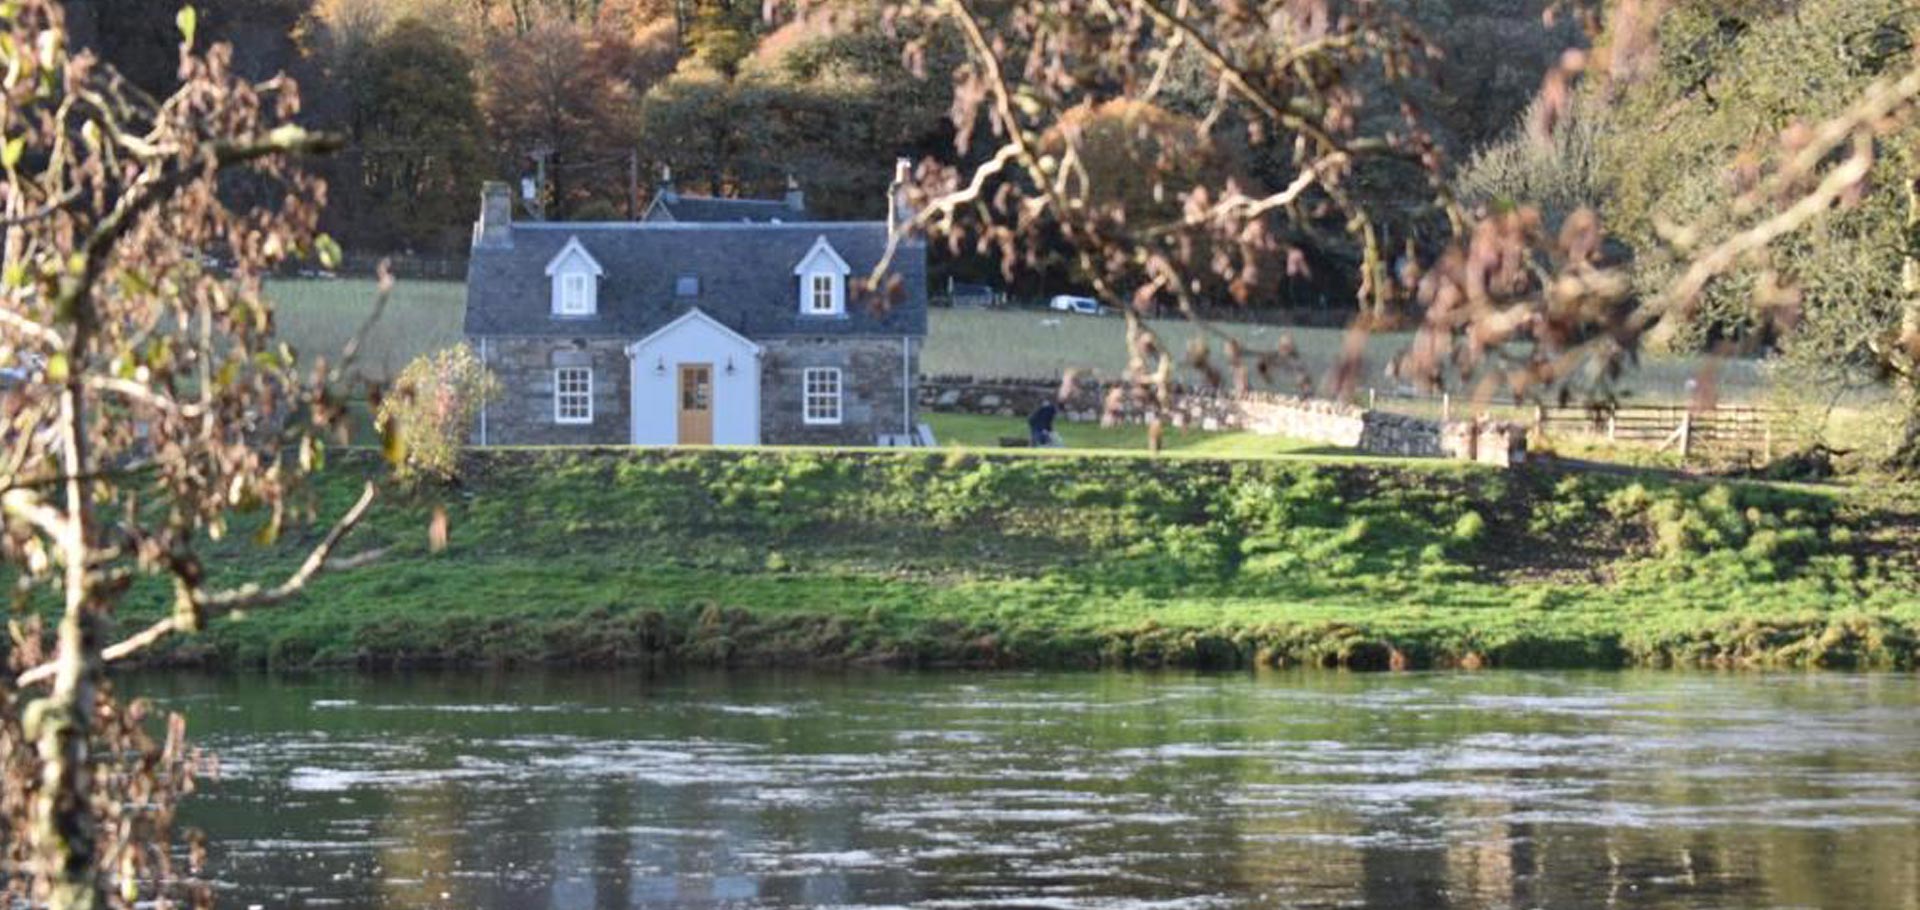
[920,376,1526,466]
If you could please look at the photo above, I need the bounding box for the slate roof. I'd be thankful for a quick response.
[464,222,928,340]
[649,194,813,223]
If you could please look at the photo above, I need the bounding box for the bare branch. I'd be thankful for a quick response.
[0,185,83,228]
[1652,138,1877,326]
[0,305,65,348]
[14,482,383,688]
[194,481,380,611]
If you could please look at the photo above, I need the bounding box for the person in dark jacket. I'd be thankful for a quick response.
[1028,401,1058,447]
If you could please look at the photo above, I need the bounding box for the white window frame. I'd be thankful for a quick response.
[810,273,838,314]
[554,366,593,424]
[558,272,591,316]
[802,367,842,425]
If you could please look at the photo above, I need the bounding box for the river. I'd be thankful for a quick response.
[134,670,1920,909]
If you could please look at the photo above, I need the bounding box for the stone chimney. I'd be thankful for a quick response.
[785,174,805,213]
[475,181,512,248]
[658,164,679,203]
[887,157,915,239]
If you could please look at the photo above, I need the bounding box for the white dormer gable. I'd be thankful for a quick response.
[545,236,604,317]
[792,235,851,317]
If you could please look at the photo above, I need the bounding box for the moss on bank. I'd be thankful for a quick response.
[134,448,1920,671]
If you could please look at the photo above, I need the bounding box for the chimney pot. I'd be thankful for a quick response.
[785,173,805,213]
[888,158,916,240]
[475,181,513,248]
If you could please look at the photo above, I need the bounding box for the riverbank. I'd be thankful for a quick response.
[135,448,1920,671]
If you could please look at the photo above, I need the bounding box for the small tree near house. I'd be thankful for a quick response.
[377,344,502,483]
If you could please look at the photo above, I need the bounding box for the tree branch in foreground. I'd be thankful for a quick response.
[14,481,383,688]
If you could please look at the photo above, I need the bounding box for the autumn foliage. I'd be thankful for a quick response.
[378,344,503,483]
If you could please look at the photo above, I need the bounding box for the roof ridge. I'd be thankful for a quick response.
[514,221,889,231]
[666,194,790,203]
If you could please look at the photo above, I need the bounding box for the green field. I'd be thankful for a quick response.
[923,413,1330,455]
[268,279,467,384]
[266,279,1769,402]
[123,448,1920,671]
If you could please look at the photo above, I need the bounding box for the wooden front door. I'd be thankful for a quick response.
[677,364,713,445]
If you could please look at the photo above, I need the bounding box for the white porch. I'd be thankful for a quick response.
[625,309,762,445]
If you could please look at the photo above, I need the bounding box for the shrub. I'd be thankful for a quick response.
[1451,511,1487,544]
[1454,93,1609,225]
[376,343,502,483]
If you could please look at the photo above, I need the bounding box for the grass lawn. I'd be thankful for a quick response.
[919,308,1773,404]
[267,278,466,383]
[922,412,1332,456]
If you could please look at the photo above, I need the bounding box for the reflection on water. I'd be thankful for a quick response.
[134,670,1920,909]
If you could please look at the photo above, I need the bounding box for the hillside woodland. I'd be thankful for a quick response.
[61,0,1579,258]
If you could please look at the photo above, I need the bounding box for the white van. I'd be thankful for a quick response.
[1047,294,1104,316]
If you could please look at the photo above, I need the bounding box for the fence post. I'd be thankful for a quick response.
[1678,411,1692,465]
[1607,412,1617,442]
[1442,392,1451,423]
[1368,387,1376,410]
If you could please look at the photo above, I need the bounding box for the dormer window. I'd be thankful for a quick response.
[560,273,591,315]
[544,236,604,318]
[792,235,851,317]
[808,274,835,314]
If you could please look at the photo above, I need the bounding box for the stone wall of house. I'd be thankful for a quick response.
[919,375,1526,466]
[761,337,920,445]
[476,336,631,446]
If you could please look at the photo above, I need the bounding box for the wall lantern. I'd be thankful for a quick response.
[725,356,736,376]
[654,356,665,375]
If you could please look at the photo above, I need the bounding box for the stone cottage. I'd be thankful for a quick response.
[463,165,928,447]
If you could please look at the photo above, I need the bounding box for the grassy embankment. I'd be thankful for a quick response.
[127,448,1920,672]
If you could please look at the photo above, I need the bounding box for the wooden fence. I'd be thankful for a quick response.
[1533,404,1787,462]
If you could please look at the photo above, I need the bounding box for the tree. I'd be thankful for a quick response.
[0,2,380,905]
[483,20,657,218]
[637,62,748,196]
[1455,93,1610,230]
[358,18,489,251]
[66,0,310,93]
[683,0,757,75]
[881,0,1448,418]
[296,6,491,252]
[1040,100,1249,310]
[1887,137,1920,470]
[636,4,959,216]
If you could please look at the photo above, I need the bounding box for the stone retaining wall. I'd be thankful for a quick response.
[920,375,1525,466]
